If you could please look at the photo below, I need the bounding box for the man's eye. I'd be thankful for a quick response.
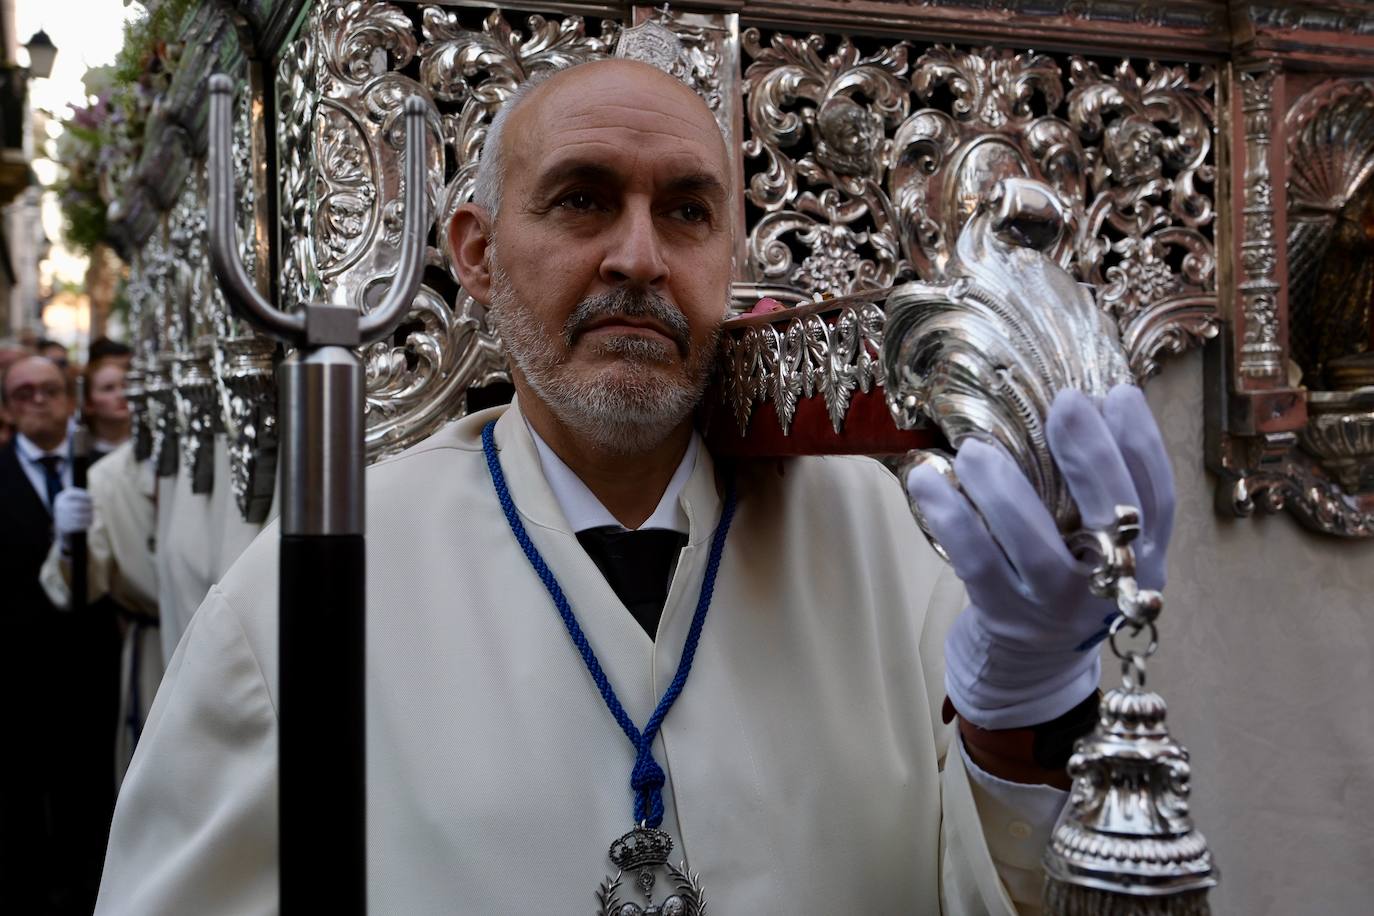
[558,191,599,212]
[673,202,711,223]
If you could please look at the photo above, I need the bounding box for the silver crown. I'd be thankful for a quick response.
[609,825,675,872]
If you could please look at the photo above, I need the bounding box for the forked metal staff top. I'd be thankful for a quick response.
[206,72,429,347]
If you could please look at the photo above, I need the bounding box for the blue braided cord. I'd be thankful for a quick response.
[481,420,738,827]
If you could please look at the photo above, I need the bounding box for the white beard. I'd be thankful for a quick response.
[486,266,720,455]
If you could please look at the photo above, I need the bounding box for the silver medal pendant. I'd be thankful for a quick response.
[597,825,706,916]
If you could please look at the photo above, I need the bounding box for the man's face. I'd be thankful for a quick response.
[88,361,130,425]
[458,61,734,452]
[4,356,73,449]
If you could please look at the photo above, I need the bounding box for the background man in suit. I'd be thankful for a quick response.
[1,354,118,915]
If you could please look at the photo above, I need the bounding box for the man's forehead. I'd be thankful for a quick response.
[510,63,729,190]
[8,356,62,385]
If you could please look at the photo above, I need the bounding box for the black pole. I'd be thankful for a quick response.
[276,345,368,914]
[70,378,89,614]
[279,532,366,909]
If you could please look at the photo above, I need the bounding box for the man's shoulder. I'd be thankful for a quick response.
[734,451,925,552]
[740,452,905,507]
[215,405,508,615]
[366,405,504,488]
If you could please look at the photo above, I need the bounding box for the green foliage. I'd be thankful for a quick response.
[50,1,198,255]
[114,0,198,88]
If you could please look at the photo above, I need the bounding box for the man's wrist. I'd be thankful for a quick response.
[944,691,1100,790]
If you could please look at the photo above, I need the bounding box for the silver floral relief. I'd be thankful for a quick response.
[743,31,910,296]
[739,34,1217,384]
[720,293,888,436]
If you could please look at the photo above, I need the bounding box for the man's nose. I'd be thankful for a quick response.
[599,203,669,288]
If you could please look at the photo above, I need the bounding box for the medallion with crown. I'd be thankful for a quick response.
[598,826,706,916]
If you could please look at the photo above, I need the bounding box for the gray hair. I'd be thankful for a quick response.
[470,69,560,218]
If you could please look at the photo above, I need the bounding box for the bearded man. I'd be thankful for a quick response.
[96,59,1173,915]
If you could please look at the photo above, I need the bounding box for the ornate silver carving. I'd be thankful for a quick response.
[1286,79,1374,381]
[598,825,705,916]
[882,177,1132,528]
[743,30,909,294]
[1237,67,1283,380]
[125,247,158,462]
[739,35,1217,378]
[719,292,888,436]
[213,81,279,522]
[1223,455,1374,539]
[171,350,218,493]
[866,1,1224,31]
[278,28,321,309]
[1044,657,1217,911]
[167,175,219,493]
[286,0,549,461]
[1299,390,1374,494]
[149,354,180,479]
[1043,504,1216,910]
[218,337,279,524]
[1247,2,1374,36]
[139,227,182,479]
[1208,72,1374,540]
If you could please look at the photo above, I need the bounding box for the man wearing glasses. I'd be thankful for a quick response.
[1,354,115,915]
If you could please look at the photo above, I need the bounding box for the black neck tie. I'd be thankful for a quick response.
[37,454,64,510]
[576,527,688,639]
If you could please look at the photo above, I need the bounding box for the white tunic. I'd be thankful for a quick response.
[151,435,271,666]
[96,401,1032,915]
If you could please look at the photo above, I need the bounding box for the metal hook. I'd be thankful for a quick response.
[206,73,430,346]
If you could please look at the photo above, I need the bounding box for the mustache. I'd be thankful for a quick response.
[563,288,691,355]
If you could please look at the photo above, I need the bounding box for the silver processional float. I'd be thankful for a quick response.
[203,46,1214,916]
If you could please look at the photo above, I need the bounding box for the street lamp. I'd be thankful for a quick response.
[23,29,57,80]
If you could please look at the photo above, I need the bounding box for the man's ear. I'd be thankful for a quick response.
[448,203,494,304]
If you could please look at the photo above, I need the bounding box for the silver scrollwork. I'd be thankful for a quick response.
[1224,458,1374,539]
[740,34,1217,379]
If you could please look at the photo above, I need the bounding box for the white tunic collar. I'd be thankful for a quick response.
[525,419,697,535]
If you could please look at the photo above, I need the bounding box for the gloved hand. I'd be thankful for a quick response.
[906,384,1174,730]
[54,487,94,542]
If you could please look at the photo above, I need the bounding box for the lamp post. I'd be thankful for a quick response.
[22,29,58,80]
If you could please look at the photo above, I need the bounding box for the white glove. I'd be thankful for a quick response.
[54,487,94,540]
[906,385,1174,729]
